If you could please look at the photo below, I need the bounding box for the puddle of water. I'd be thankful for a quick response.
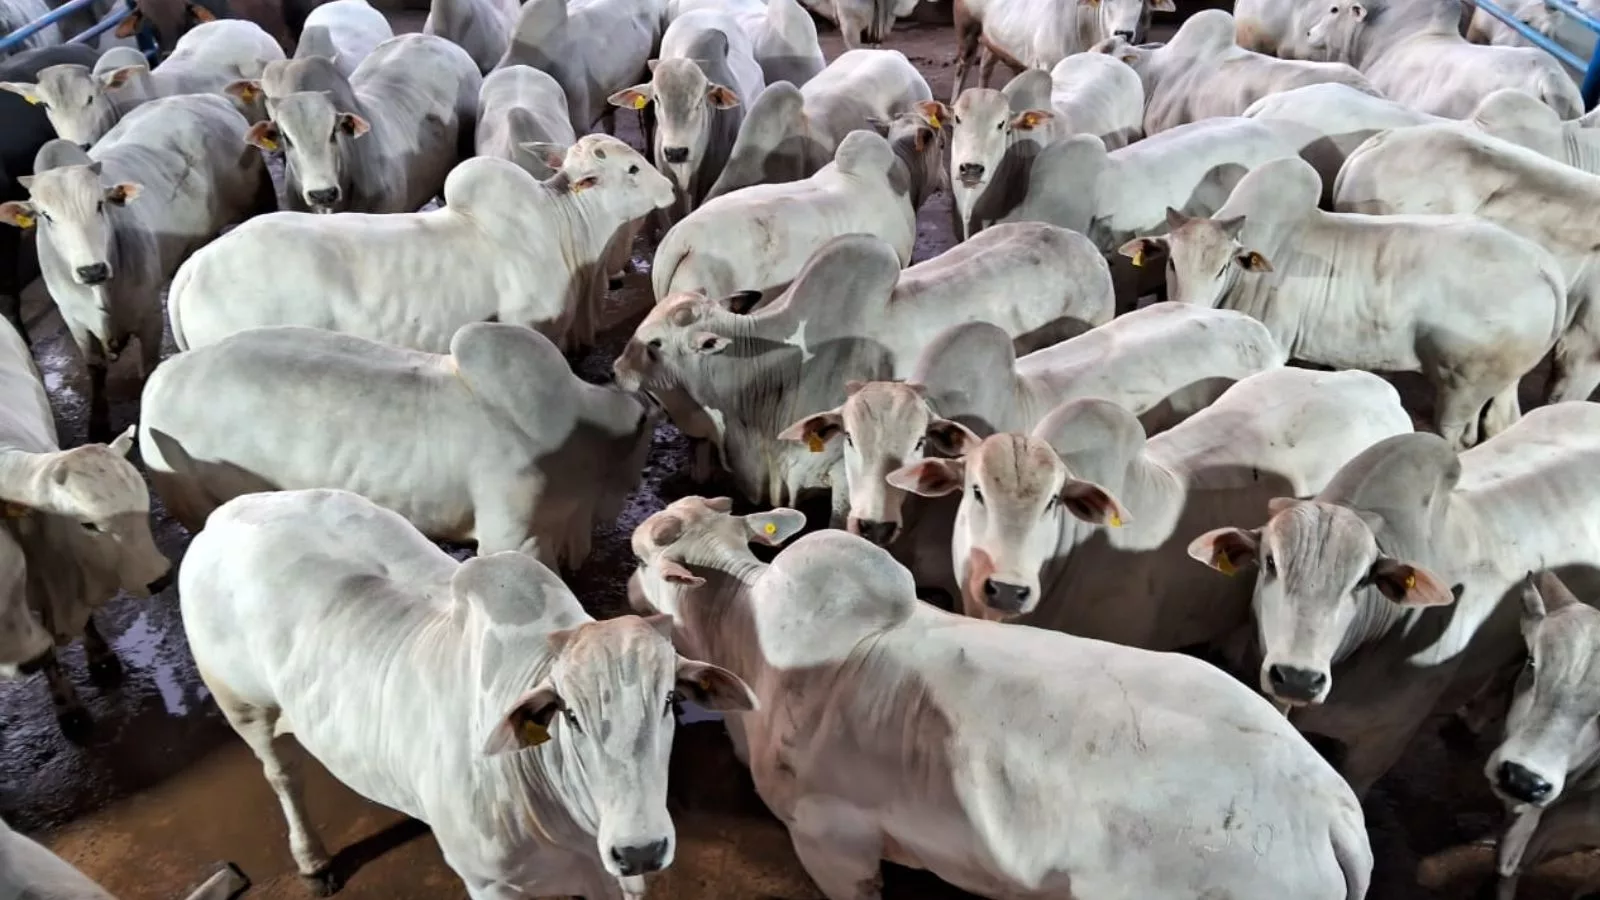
[111,611,189,717]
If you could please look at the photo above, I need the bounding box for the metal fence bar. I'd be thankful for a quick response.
[1543,0,1600,34]
[65,1,131,45]
[1472,0,1589,67]
[0,0,98,52]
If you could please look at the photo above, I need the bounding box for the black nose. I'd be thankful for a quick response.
[958,162,985,181]
[1114,29,1134,39]
[307,187,341,205]
[856,520,897,546]
[1497,761,1555,804]
[1267,664,1329,702]
[662,146,689,164]
[78,142,91,151]
[146,572,173,595]
[76,263,110,284]
[611,839,670,877]
[982,578,1031,613]
[17,650,49,676]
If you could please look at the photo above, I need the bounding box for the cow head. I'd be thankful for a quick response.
[1304,0,1371,60]
[948,88,1051,195]
[1188,498,1454,706]
[0,531,51,678]
[610,56,740,200]
[778,381,978,547]
[468,553,750,894]
[248,90,368,213]
[629,496,805,626]
[613,292,735,399]
[1087,0,1175,42]
[880,101,948,209]
[550,134,677,221]
[889,432,1128,620]
[1486,572,1600,810]
[1120,207,1271,307]
[2,161,139,288]
[0,63,135,148]
[1089,34,1155,71]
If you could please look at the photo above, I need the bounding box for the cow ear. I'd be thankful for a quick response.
[706,84,740,109]
[104,183,140,206]
[188,2,218,21]
[914,99,950,129]
[224,79,262,105]
[482,683,564,755]
[925,418,981,456]
[886,458,964,497]
[1150,0,1175,9]
[1010,109,1054,130]
[608,85,653,110]
[1521,570,1579,619]
[744,508,806,546]
[0,82,43,105]
[338,112,370,137]
[245,120,280,151]
[0,202,38,230]
[1117,235,1164,268]
[1187,527,1260,576]
[1058,478,1129,527]
[1366,558,1455,607]
[657,556,705,587]
[1164,206,1190,230]
[519,141,566,172]
[1235,250,1272,272]
[676,659,757,712]
[114,8,144,38]
[776,410,843,453]
[108,425,136,457]
[101,66,141,89]
[720,289,761,314]
[691,332,729,354]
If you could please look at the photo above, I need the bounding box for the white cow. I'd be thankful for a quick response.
[1243,83,1437,201]
[666,0,826,86]
[1233,0,1322,57]
[497,0,659,135]
[182,488,755,900]
[0,817,247,900]
[1470,88,1600,175]
[141,323,654,569]
[0,317,170,737]
[1334,123,1600,402]
[706,48,933,198]
[608,9,765,215]
[796,0,916,50]
[0,97,272,440]
[629,496,1373,900]
[889,368,1411,652]
[0,20,285,146]
[949,0,1174,104]
[475,64,576,178]
[168,138,672,353]
[1484,572,1600,900]
[1048,52,1143,147]
[294,0,393,79]
[1095,10,1378,135]
[242,35,481,214]
[780,302,1287,545]
[992,116,1300,252]
[1122,158,1568,448]
[617,228,1113,512]
[425,0,520,72]
[1186,402,1600,796]
[652,130,918,302]
[1304,0,1581,118]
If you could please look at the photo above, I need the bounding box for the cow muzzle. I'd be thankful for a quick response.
[306,186,341,212]
[1496,760,1555,805]
[1113,29,1135,39]
[982,578,1032,614]
[662,146,690,164]
[1265,664,1329,705]
[851,519,899,547]
[957,162,986,188]
[610,838,670,877]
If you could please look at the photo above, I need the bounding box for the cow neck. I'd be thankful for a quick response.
[690,308,806,502]
[1564,127,1600,175]
[672,551,768,692]
[541,173,626,269]
[1353,7,1452,70]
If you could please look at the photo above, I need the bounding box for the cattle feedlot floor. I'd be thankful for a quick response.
[0,10,1595,900]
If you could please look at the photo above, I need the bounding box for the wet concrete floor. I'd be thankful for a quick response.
[1,13,1596,900]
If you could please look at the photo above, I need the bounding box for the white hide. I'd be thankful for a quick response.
[295,0,393,79]
[475,65,576,178]
[498,0,660,134]
[949,0,1173,104]
[424,0,520,72]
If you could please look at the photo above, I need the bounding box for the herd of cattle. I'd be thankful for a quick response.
[5,0,1600,894]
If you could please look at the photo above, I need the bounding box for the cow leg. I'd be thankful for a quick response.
[1547,328,1600,403]
[950,0,980,104]
[221,696,337,893]
[1480,382,1522,441]
[977,46,999,89]
[82,616,124,688]
[1432,379,1488,450]
[787,799,885,900]
[41,651,92,740]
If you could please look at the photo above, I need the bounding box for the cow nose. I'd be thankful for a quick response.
[958,162,985,183]
[662,146,689,164]
[75,263,110,285]
[307,187,341,206]
[146,572,173,595]
[1497,761,1555,804]
[1266,664,1329,702]
[856,520,898,546]
[1113,29,1134,39]
[610,839,670,877]
[17,651,49,676]
[982,578,1031,613]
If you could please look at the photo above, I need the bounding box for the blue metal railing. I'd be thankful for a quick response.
[1,0,157,57]
[1474,0,1600,108]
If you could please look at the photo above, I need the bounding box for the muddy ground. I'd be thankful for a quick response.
[1,12,1594,900]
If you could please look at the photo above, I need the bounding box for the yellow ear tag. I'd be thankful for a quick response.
[2,502,29,518]
[805,433,825,453]
[1108,513,1122,528]
[259,136,278,152]
[23,95,39,106]
[1132,247,1145,268]
[1404,573,1416,590]
[763,522,777,536]
[632,95,648,110]
[12,212,34,229]
[927,113,940,129]
[1215,553,1236,576]
[517,717,552,748]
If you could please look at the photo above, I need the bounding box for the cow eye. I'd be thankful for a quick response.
[647,338,662,350]
[665,689,683,716]
[628,164,640,175]
[80,521,102,533]
[914,436,926,453]
[971,484,984,504]
[996,121,1006,131]
[1263,555,1277,576]
[843,431,853,446]
[562,707,583,733]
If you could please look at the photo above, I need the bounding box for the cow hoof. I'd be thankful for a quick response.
[56,706,93,743]
[88,653,124,688]
[302,867,343,896]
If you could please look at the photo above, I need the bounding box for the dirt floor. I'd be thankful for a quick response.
[2,10,1597,900]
